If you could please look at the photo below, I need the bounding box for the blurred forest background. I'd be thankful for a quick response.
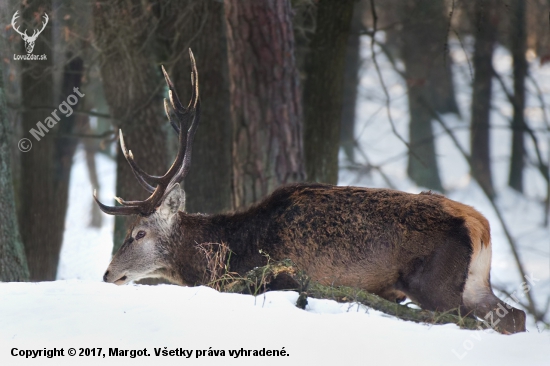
[0,0,548,325]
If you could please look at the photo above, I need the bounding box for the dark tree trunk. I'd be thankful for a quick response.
[303,0,354,184]
[94,1,167,252]
[430,56,460,115]
[0,57,29,281]
[340,0,364,164]
[157,0,232,215]
[400,0,445,192]
[224,0,305,208]
[508,0,527,193]
[181,1,231,215]
[470,0,497,198]
[55,56,83,194]
[291,0,316,78]
[19,1,81,280]
[18,1,55,281]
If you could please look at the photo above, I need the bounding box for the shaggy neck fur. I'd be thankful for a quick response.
[163,210,270,285]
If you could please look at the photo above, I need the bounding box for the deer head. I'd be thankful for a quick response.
[95,49,200,285]
[12,11,49,54]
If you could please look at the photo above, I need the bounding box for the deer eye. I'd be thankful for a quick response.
[135,231,146,240]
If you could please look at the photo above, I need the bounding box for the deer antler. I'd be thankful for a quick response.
[94,49,200,216]
[11,11,48,40]
[11,11,28,38]
[28,13,48,41]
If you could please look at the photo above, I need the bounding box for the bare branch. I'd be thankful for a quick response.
[367,1,424,166]
[492,69,549,184]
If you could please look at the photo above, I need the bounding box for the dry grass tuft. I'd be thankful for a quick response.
[195,242,237,291]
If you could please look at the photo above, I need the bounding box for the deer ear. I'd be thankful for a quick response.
[159,184,186,217]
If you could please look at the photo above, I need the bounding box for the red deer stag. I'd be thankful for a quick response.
[95,50,526,334]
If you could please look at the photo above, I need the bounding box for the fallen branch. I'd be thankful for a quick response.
[223,259,485,331]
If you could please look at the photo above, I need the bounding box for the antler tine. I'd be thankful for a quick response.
[189,48,200,109]
[93,190,142,216]
[118,130,156,193]
[164,99,181,135]
[35,13,48,36]
[162,65,192,137]
[167,100,200,193]
[162,65,186,113]
[94,49,199,217]
[113,184,166,211]
[182,50,200,153]
[11,11,27,37]
[161,49,199,135]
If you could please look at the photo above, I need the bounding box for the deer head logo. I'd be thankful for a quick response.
[11,11,48,54]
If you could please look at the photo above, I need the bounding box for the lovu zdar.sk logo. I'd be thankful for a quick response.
[11,10,48,60]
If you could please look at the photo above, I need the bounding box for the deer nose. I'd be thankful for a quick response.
[103,271,109,282]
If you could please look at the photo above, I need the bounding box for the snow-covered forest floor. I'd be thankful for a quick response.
[1,38,549,365]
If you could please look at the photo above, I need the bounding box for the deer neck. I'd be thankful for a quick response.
[167,211,267,285]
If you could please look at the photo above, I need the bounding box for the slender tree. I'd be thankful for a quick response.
[19,0,66,281]
[303,0,355,184]
[400,0,446,192]
[340,0,365,164]
[224,0,305,208]
[470,0,497,198]
[508,0,527,192]
[0,56,29,281]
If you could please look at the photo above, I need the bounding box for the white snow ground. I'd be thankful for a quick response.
[1,39,549,365]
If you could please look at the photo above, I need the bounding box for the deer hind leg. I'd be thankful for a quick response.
[461,243,526,334]
[394,234,474,314]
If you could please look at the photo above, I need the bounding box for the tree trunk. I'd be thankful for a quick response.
[19,1,70,281]
[340,0,365,164]
[470,0,497,198]
[303,0,354,184]
[430,57,460,116]
[508,0,527,193]
[0,56,29,281]
[224,0,305,208]
[157,0,232,215]
[94,1,167,252]
[401,0,445,192]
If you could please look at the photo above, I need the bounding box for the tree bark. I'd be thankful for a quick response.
[400,0,446,192]
[470,0,497,198]
[94,0,167,251]
[302,0,354,184]
[224,0,305,208]
[157,0,232,215]
[18,1,82,280]
[508,0,527,193]
[340,0,365,164]
[0,56,29,281]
